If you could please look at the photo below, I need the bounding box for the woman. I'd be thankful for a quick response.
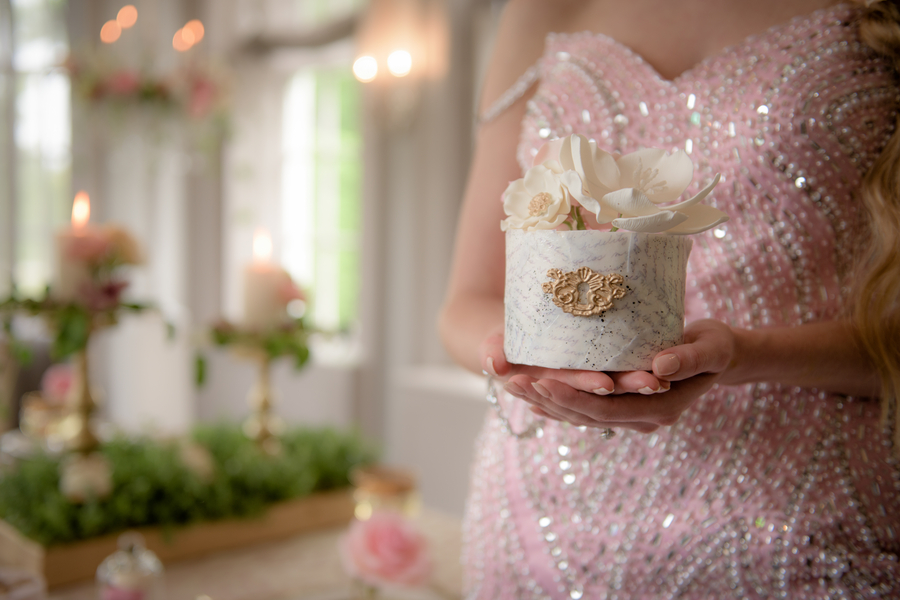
[439,0,900,597]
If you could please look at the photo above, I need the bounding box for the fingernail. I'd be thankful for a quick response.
[638,386,658,395]
[486,356,498,377]
[504,382,525,397]
[531,382,551,398]
[657,381,671,393]
[592,387,613,395]
[655,354,680,377]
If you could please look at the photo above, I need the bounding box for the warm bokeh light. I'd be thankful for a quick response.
[353,56,378,82]
[116,5,138,29]
[181,27,196,45]
[173,28,192,52]
[253,229,273,262]
[100,20,122,44]
[387,50,412,77]
[184,19,205,43]
[71,192,91,229]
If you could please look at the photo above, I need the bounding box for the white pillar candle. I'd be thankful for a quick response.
[242,229,299,330]
[53,191,99,302]
[504,229,692,372]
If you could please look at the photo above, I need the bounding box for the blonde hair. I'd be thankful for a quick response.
[852,0,900,446]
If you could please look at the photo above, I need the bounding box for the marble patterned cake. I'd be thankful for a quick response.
[500,134,724,373]
[504,229,692,371]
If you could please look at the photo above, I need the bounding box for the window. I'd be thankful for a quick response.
[4,0,70,297]
[281,65,361,333]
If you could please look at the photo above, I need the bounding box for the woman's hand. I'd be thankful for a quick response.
[482,320,738,433]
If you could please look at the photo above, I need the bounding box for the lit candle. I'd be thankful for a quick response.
[53,191,99,302]
[242,229,304,330]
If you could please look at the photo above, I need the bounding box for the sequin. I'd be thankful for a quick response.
[467,5,900,599]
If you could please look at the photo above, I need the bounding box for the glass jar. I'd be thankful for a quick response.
[96,532,164,600]
[350,465,419,520]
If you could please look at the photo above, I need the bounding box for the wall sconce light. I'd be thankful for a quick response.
[353,0,447,85]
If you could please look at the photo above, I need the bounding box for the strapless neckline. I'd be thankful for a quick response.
[546,2,853,84]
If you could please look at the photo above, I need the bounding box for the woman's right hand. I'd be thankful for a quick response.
[480,328,678,432]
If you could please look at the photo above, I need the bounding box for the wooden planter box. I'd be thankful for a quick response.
[0,488,355,588]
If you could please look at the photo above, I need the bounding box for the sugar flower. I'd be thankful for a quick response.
[501,165,579,232]
[507,134,728,234]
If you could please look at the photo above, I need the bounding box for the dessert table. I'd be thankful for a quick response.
[47,509,463,600]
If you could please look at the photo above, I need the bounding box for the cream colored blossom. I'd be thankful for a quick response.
[600,147,726,233]
[501,165,578,232]
[60,452,113,502]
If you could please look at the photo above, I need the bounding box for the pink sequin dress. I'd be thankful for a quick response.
[464,5,900,598]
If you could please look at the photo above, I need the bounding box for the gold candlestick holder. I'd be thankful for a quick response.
[242,352,284,455]
[57,343,100,455]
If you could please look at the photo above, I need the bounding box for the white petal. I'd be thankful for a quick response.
[541,159,564,174]
[533,138,566,168]
[502,179,532,217]
[644,150,694,203]
[665,173,722,211]
[615,148,667,189]
[588,141,620,192]
[602,188,659,217]
[561,135,593,181]
[525,212,570,231]
[617,148,694,204]
[523,165,558,193]
[665,204,730,234]
[611,210,689,233]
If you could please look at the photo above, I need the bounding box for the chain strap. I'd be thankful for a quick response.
[484,372,545,440]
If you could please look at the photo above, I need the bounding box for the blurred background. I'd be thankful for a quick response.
[0,0,506,518]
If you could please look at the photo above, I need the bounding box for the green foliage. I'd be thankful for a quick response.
[210,319,311,369]
[0,423,377,547]
[0,294,153,361]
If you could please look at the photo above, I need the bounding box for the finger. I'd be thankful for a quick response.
[505,379,570,422]
[651,324,733,382]
[526,404,564,422]
[538,375,716,426]
[508,365,616,395]
[517,377,662,432]
[608,371,668,394]
[480,331,510,377]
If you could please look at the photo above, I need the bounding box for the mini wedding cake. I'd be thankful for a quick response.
[502,135,727,371]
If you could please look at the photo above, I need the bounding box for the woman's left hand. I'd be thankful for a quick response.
[503,319,738,433]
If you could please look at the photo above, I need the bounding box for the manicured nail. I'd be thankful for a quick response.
[504,382,525,397]
[531,382,552,398]
[638,386,658,395]
[486,356,498,377]
[593,387,613,395]
[655,354,680,377]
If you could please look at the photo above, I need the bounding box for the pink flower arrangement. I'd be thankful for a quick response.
[339,512,433,589]
[40,363,75,404]
[278,275,307,305]
[105,69,142,96]
[100,587,146,600]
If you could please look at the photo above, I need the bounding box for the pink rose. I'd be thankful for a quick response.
[339,512,433,588]
[278,274,306,305]
[188,77,217,119]
[65,232,113,262]
[101,586,145,600]
[41,363,75,403]
[106,70,141,96]
[105,70,141,96]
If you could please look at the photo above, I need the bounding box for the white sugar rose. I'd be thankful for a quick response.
[501,165,579,232]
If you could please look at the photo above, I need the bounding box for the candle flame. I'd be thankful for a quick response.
[72,192,91,228]
[253,228,272,262]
